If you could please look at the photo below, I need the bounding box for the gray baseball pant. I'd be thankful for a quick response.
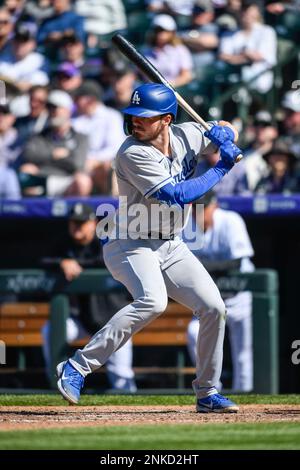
[70,238,226,397]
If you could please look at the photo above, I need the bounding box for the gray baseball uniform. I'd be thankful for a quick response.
[70,121,227,397]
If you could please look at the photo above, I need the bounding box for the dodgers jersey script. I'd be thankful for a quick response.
[114,121,216,238]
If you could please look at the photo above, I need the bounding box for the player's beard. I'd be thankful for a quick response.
[132,120,163,143]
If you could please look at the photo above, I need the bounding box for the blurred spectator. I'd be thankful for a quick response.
[5,0,53,24]
[0,21,49,94]
[0,103,21,198]
[75,0,127,49]
[146,0,197,17]
[143,14,193,87]
[53,61,83,96]
[104,64,137,111]
[15,85,49,149]
[0,103,21,167]
[0,166,21,198]
[185,191,254,392]
[41,202,136,392]
[281,90,300,159]
[212,0,227,7]
[59,32,101,79]
[0,8,14,56]
[243,110,278,191]
[59,32,84,65]
[4,0,25,24]
[100,47,130,88]
[219,0,242,22]
[218,2,277,93]
[72,80,125,194]
[21,90,92,196]
[214,0,241,36]
[195,149,249,195]
[180,1,219,77]
[215,14,238,33]
[37,0,85,55]
[255,139,300,194]
[5,0,53,25]
[267,1,300,14]
[21,0,54,24]
[266,1,300,42]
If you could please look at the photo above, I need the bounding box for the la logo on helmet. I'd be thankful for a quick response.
[132,91,140,105]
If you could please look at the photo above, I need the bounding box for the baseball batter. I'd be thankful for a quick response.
[57,83,242,412]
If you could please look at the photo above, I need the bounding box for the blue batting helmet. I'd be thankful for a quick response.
[122,83,177,135]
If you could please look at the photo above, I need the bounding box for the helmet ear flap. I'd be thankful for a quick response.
[123,114,133,136]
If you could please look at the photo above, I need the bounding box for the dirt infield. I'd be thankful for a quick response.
[1,404,300,431]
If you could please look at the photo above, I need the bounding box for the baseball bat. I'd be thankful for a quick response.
[112,33,242,161]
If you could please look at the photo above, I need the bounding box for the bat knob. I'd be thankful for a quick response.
[236,154,243,163]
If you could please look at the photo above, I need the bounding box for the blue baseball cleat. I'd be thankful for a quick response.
[196,393,239,413]
[56,360,84,404]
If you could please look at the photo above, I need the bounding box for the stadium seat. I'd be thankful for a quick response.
[275,11,300,41]
[175,14,192,30]
[123,0,145,14]
[176,80,210,122]
[127,11,151,46]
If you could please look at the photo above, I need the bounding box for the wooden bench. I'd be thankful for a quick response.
[0,269,280,393]
[0,301,195,386]
[0,302,49,347]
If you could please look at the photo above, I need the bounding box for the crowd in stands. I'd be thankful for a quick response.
[0,0,300,199]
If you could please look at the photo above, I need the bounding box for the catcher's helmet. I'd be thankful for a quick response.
[122,83,177,135]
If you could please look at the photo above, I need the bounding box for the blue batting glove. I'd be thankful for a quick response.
[204,125,235,147]
[219,141,242,169]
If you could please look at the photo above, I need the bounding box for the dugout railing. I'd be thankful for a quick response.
[0,268,278,393]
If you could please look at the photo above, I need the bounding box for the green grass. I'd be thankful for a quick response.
[0,422,300,450]
[0,394,300,406]
[1,395,299,450]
